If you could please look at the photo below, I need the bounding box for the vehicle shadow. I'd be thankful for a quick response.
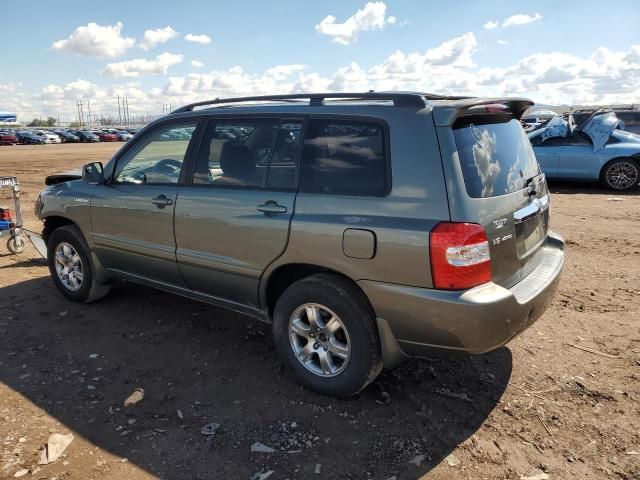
[0,276,511,479]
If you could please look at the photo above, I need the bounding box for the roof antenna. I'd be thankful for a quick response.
[368,89,375,93]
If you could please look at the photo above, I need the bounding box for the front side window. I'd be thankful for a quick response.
[193,119,281,187]
[300,119,387,196]
[114,123,196,184]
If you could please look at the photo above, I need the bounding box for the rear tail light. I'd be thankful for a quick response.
[430,222,492,290]
[0,209,12,221]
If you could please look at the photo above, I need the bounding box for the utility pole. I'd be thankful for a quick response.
[117,96,122,126]
[86,100,92,128]
[125,97,130,126]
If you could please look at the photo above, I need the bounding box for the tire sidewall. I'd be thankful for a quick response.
[602,159,639,191]
[47,227,95,302]
[273,277,379,397]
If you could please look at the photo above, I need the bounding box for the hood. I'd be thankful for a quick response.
[580,111,621,151]
[527,115,568,142]
[45,169,82,186]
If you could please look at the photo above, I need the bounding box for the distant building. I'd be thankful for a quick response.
[0,111,17,123]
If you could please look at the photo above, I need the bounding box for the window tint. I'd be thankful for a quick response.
[454,118,540,198]
[114,123,196,184]
[193,119,280,187]
[300,119,387,196]
[266,122,303,190]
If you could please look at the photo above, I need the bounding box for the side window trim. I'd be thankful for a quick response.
[264,117,307,192]
[301,115,392,197]
[108,118,204,185]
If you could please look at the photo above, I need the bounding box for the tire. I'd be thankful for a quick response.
[600,158,639,191]
[273,273,382,397]
[7,236,25,254]
[47,225,110,303]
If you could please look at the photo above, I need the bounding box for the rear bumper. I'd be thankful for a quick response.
[359,231,564,362]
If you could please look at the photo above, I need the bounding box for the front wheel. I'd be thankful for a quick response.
[47,225,110,303]
[272,273,382,397]
[601,159,639,191]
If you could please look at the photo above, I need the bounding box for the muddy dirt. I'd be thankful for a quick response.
[0,143,638,479]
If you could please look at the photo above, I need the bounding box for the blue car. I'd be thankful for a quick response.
[529,111,640,191]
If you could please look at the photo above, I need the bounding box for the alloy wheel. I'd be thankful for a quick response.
[54,242,84,291]
[288,303,351,377]
[606,161,639,190]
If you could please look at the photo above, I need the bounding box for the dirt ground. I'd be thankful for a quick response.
[0,143,638,480]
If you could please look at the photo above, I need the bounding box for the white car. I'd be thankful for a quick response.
[35,131,62,144]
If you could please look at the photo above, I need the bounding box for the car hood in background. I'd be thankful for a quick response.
[580,111,622,151]
[527,115,568,143]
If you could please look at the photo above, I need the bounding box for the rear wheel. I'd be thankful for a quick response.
[47,225,110,303]
[601,159,639,191]
[273,273,382,397]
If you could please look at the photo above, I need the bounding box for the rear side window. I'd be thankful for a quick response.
[193,119,280,187]
[300,119,388,196]
[453,118,540,198]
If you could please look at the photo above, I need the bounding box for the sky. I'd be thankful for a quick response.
[1,0,639,122]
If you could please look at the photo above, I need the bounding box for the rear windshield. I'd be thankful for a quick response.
[453,118,540,198]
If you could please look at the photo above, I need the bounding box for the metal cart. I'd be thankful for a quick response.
[0,176,26,254]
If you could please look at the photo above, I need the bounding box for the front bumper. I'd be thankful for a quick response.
[359,231,564,360]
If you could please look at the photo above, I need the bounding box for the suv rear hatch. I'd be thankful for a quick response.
[433,98,549,288]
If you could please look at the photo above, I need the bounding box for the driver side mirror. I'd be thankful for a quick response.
[82,162,104,184]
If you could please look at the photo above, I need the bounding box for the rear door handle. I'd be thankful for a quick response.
[152,195,173,208]
[257,201,287,215]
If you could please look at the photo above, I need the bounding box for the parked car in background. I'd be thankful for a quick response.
[35,131,62,144]
[71,130,100,143]
[114,130,133,141]
[572,108,640,135]
[0,130,18,145]
[101,128,132,141]
[36,92,565,397]
[96,131,118,142]
[16,131,46,145]
[54,130,80,143]
[529,111,640,190]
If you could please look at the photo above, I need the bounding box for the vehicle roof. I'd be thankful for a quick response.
[166,92,533,127]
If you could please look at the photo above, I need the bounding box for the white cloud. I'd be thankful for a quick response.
[139,26,177,50]
[184,33,211,44]
[0,82,21,93]
[502,13,543,28]
[315,1,395,45]
[190,60,204,68]
[498,39,508,45]
[483,20,499,30]
[102,53,184,78]
[51,22,135,58]
[6,31,640,122]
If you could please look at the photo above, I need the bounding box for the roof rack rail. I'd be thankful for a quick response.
[171,92,450,113]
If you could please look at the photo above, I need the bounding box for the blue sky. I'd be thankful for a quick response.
[1,0,639,121]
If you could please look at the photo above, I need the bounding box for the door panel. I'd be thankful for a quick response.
[174,189,295,304]
[174,118,303,305]
[92,184,183,283]
[90,121,198,284]
[558,144,610,181]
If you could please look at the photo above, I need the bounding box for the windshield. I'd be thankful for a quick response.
[453,118,540,198]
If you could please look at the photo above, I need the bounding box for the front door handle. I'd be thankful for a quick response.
[152,194,173,208]
[257,201,287,216]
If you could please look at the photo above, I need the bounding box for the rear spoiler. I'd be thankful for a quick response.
[431,97,534,127]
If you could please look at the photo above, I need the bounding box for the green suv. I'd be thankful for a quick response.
[36,92,564,397]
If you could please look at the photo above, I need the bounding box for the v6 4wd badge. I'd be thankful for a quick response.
[492,233,513,246]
